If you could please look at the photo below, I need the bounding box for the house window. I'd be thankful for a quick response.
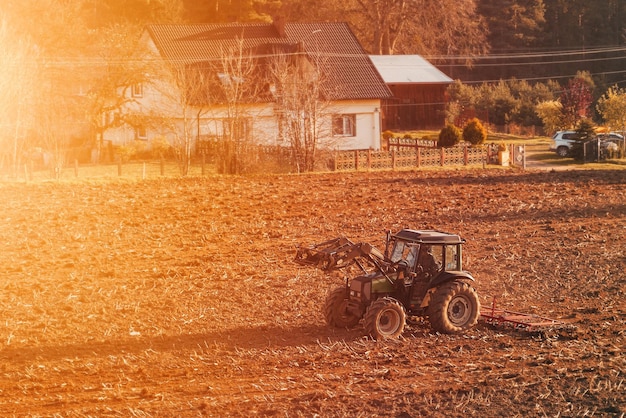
[223,118,251,141]
[332,114,356,137]
[136,126,147,140]
[132,83,143,98]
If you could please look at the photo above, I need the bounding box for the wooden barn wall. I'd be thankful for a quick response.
[381,84,448,131]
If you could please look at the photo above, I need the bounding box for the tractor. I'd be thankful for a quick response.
[295,229,480,339]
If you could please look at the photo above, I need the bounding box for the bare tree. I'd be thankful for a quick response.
[84,24,154,163]
[268,48,331,172]
[213,38,260,174]
[347,0,488,60]
[147,60,214,176]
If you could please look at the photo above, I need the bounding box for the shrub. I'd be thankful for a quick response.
[116,141,147,162]
[438,124,462,147]
[151,136,172,159]
[463,118,487,146]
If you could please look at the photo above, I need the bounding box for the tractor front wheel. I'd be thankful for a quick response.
[364,297,406,340]
[428,281,480,334]
[324,287,361,328]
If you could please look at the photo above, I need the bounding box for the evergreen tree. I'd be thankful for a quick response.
[478,0,546,52]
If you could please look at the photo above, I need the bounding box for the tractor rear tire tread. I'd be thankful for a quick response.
[428,281,480,334]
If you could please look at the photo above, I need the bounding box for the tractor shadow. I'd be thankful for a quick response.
[0,322,371,365]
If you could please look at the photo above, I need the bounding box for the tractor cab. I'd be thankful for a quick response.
[386,229,464,280]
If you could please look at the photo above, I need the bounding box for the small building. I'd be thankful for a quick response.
[369,55,453,131]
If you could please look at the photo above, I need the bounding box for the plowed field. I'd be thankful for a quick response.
[0,168,624,417]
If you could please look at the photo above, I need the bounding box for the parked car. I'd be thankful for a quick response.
[549,131,624,157]
[549,131,578,157]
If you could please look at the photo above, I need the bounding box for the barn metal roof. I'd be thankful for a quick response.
[146,22,392,100]
[369,55,453,84]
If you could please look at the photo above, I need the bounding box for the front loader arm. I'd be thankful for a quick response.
[294,237,390,274]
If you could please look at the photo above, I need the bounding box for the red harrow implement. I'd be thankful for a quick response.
[480,298,576,333]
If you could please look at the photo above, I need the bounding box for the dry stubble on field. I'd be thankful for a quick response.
[0,168,624,417]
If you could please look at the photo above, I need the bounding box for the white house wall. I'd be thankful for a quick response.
[322,100,382,150]
[105,92,382,152]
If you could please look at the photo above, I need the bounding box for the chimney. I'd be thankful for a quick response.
[273,16,286,38]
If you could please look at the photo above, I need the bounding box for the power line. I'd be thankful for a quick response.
[4,45,626,88]
[424,44,626,61]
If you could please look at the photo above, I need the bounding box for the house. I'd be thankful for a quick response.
[105,20,392,154]
[369,55,453,131]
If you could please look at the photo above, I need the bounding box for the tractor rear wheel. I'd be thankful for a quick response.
[364,297,406,339]
[324,287,361,328]
[428,281,480,334]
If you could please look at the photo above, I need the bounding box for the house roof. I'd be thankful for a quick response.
[369,55,453,84]
[146,22,392,101]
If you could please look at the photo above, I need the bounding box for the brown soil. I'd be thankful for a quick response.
[0,168,624,417]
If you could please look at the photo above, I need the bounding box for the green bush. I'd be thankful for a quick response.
[462,118,487,146]
[438,124,462,147]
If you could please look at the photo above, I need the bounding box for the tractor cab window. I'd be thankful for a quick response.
[417,245,443,277]
[445,245,461,270]
[390,240,419,268]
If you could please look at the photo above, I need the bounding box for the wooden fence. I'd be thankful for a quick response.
[334,145,488,171]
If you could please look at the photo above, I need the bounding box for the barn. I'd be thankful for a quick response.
[370,55,453,131]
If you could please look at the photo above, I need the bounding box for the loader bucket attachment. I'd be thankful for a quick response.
[295,237,390,274]
[294,237,356,271]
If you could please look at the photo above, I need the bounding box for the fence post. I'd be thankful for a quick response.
[416,147,421,168]
[440,147,445,166]
[392,149,397,170]
[354,150,359,171]
[334,152,338,171]
[464,146,468,165]
[367,149,371,170]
